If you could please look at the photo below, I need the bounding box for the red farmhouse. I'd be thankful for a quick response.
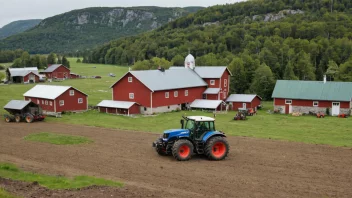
[23,85,88,113]
[226,94,262,111]
[272,78,352,116]
[41,64,70,80]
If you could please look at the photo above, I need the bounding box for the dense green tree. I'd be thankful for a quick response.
[283,61,298,80]
[338,61,352,81]
[57,55,62,64]
[250,63,276,100]
[171,55,184,66]
[76,58,81,63]
[47,53,57,64]
[228,58,247,94]
[62,56,70,68]
[325,60,339,81]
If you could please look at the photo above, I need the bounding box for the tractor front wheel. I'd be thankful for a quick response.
[4,115,11,123]
[172,139,193,161]
[205,136,229,161]
[25,114,34,123]
[15,114,21,123]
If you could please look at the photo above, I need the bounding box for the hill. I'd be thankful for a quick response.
[0,6,203,54]
[0,19,42,39]
[88,0,352,99]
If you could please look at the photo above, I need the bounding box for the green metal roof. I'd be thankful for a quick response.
[272,80,352,102]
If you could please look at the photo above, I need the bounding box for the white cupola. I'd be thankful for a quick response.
[184,54,195,69]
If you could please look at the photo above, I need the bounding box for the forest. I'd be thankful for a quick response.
[87,0,352,99]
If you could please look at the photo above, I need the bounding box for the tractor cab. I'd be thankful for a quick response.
[153,115,229,161]
[181,116,216,140]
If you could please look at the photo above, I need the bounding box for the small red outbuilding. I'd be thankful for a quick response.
[97,100,140,116]
[41,64,70,80]
[23,85,88,113]
[226,94,262,111]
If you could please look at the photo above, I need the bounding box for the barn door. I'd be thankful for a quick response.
[332,102,340,116]
[243,103,246,109]
[285,104,292,114]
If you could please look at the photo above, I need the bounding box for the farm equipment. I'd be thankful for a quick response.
[247,108,256,116]
[338,114,348,118]
[234,109,247,120]
[152,116,229,161]
[3,100,45,123]
[316,112,325,118]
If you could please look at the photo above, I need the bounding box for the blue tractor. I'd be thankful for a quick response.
[152,116,229,161]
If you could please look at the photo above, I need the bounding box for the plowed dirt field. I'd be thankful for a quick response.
[0,122,352,198]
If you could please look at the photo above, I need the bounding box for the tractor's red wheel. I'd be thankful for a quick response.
[4,116,11,123]
[205,136,229,161]
[15,114,21,123]
[25,114,34,123]
[172,139,193,161]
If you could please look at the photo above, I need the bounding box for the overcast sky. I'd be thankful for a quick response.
[0,0,246,28]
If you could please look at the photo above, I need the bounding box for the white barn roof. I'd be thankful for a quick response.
[204,88,220,94]
[8,67,39,77]
[190,99,223,109]
[194,66,231,78]
[4,100,31,110]
[111,69,207,91]
[97,100,137,109]
[23,85,87,99]
[226,94,261,103]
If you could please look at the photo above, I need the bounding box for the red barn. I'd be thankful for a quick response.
[272,79,352,116]
[7,67,39,84]
[97,100,140,116]
[23,85,88,113]
[194,67,232,100]
[226,94,262,111]
[110,68,208,114]
[41,64,70,80]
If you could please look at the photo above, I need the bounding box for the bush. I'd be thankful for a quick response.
[76,58,81,63]
[0,65,5,70]
[326,108,330,115]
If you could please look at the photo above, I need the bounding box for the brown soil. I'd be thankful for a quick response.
[0,122,352,198]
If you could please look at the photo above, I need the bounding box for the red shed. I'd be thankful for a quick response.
[42,64,70,80]
[23,85,88,113]
[110,68,208,114]
[226,94,262,111]
[272,79,352,116]
[97,100,140,116]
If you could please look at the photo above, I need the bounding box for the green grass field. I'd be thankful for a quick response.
[24,132,93,145]
[0,163,123,189]
[0,58,351,147]
[0,188,19,198]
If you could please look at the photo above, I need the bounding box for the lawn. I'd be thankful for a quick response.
[24,132,93,145]
[0,163,123,189]
[0,188,19,198]
[0,59,351,148]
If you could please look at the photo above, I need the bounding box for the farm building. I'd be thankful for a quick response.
[190,99,226,111]
[109,54,233,114]
[6,67,39,83]
[97,100,140,115]
[272,78,352,116]
[226,94,262,111]
[41,64,70,80]
[23,85,88,113]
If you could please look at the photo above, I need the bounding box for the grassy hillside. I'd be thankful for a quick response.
[0,19,42,39]
[0,6,203,54]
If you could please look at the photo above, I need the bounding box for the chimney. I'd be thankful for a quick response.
[323,75,326,84]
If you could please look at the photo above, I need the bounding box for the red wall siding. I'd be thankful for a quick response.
[219,70,231,100]
[70,74,79,79]
[129,104,140,114]
[47,65,70,79]
[23,73,39,83]
[99,107,107,113]
[25,97,55,112]
[252,96,262,108]
[55,88,88,112]
[232,102,251,110]
[274,98,349,108]
[206,94,219,100]
[112,73,151,107]
[204,79,220,88]
[152,86,207,107]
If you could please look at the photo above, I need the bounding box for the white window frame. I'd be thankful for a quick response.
[50,101,53,106]
[224,79,227,87]
[129,93,134,99]
[313,101,319,107]
[174,91,178,97]
[128,77,133,82]
[210,80,215,85]
[59,100,64,106]
[78,98,83,104]
[165,92,169,98]
[37,99,40,104]
[185,90,188,96]
[285,99,292,104]
[70,90,74,96]
[42,100,44,105]
[45,100,48,105]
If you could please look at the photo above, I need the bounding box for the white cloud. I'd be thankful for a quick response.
[0,0,246,28]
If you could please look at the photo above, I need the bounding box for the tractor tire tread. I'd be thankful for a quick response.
[15,114,21,123]
[205,136,229,161]
[25,114,34,123]
[172,139,193,161]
